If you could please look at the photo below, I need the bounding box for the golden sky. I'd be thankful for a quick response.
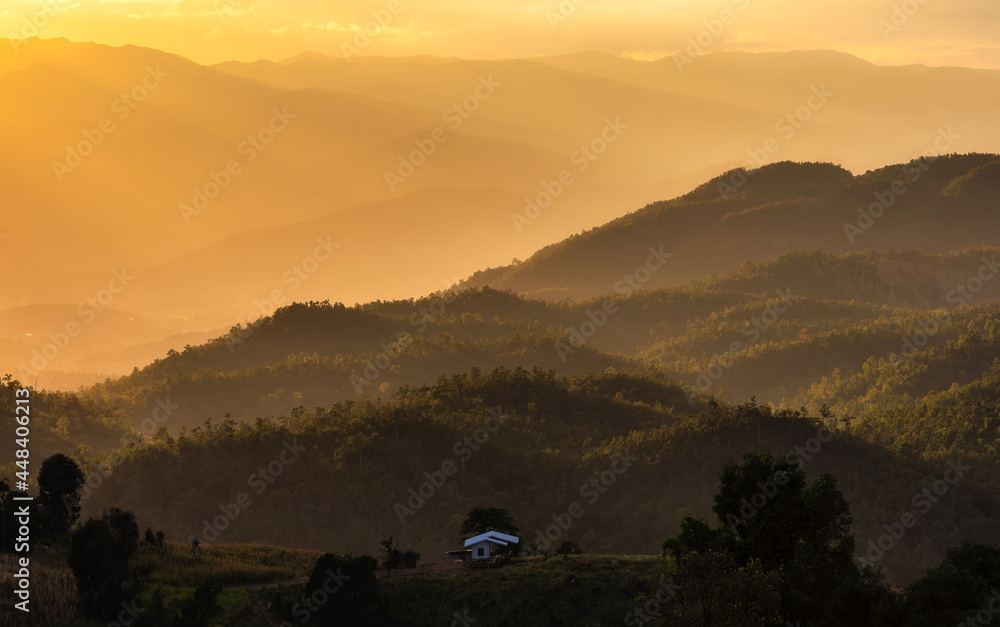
[2,0,999,67]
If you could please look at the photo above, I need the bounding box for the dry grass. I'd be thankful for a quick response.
[0,554,78,627]
[132,542,322,587]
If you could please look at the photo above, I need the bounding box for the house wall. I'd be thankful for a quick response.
[469,541,492,559]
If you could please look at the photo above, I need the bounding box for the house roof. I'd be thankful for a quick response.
[463,530,520,548]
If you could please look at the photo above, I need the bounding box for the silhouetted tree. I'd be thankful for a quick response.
[380,536,398,577]
[401,549,421,568]
[556,540,582,559]
[68,507,140,621]
[903,543,1000,626]
[460,507,520,537]
[660,550,781,627]
[304,553,381,626]
[664,451,894,626]
[37,453,84,541]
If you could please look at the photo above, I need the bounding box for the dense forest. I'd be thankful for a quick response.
[4,155,1000,625]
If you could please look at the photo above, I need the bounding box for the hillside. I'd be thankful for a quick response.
[6,40,1000,332]
[75,369,1000,587]
[55,243,999,426]
[465,155,1000,298]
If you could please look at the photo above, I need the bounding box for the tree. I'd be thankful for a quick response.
[379,536,399,577]
[401,549,420,568]
[303,553,381,626]
[903,543,1000,627]
[178,582,222,627]
[556,540,582,559]
[712,451,812,570]
[660,551,782,627]
[68,508,140,622]
[460,507,520,537]
[37,453,85,541]
[663,452,893,626]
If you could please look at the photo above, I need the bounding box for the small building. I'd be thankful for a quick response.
[446,549,472,563]
[463,530,519,562]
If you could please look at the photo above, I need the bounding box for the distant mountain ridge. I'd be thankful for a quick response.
[465,154,1000,299]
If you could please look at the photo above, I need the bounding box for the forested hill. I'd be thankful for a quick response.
[464,153,1000,299]
[79,368,1000,586]
[4,156,1000,596]
[77,246,1000,426]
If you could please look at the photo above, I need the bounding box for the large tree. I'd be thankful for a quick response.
[38,453,84,540]
[903,543,1000,626]
[660,550,782,627]
[301,552,381,626]
[663,452,894,626]
[68,507,140,622]
[459,507,520,537]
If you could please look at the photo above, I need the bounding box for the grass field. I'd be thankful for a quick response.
[132,541,322,587]
[380,555,664,627]
[257,554,664,627]
[2,543,322,627]
[5,544,664,626]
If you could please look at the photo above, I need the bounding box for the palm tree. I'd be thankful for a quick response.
[379,536,398,577]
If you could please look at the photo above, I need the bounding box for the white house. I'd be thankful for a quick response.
[463,530,520,561]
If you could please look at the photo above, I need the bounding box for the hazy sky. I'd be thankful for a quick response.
[2,0,999,67]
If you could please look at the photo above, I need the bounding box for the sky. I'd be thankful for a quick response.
[2,0,999,67]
